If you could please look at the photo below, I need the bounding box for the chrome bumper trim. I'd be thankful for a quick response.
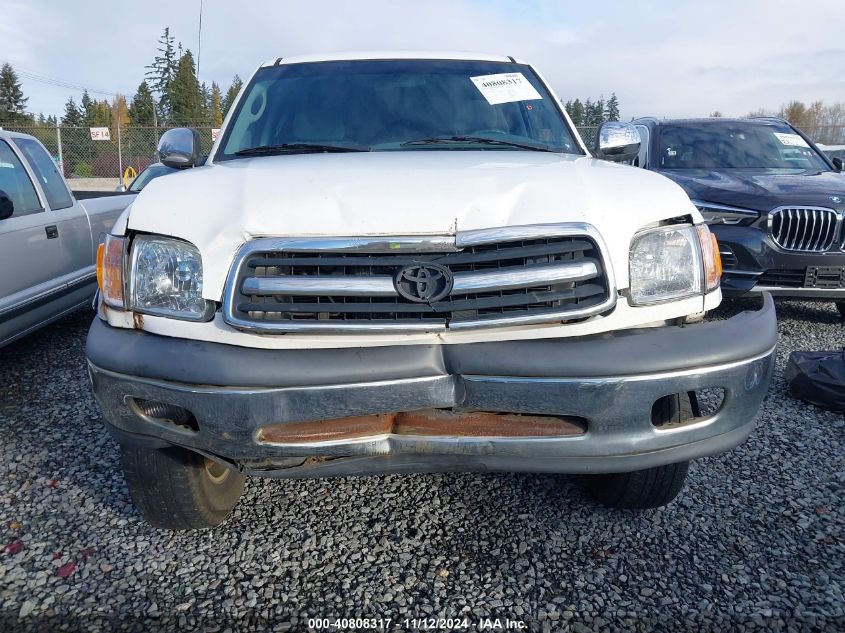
[749,285,845,298]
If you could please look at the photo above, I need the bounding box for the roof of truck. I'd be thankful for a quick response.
[261,51,518,67]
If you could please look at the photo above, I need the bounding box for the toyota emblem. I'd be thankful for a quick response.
[394,263,453,303]
[830,196,842,204]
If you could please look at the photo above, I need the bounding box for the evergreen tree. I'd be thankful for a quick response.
[61,97,83,126]
[222,75,242,117]
[80,90,95,126]
[568,98,584,126]
[0,63,31,124]
[90,99,112,127]
[604,93,620,122]
[145,27,179,123]
[588,97,606,126]
[128,81,156,125]
[210,82,223,127]
[200,81,211,124]
[169,50,203,125]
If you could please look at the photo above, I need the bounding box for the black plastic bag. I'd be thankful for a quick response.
[785,350,845,413]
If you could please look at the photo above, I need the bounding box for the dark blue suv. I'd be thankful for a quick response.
[631,117,845,316]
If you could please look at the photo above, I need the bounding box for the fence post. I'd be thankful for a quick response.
[56,124,64,175]
[116,119,124,183]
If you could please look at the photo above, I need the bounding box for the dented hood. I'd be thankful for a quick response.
[128,151,695,300]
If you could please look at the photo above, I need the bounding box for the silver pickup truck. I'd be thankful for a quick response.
[0,130,134,348]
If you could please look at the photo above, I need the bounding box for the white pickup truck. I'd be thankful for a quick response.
[85,52,777,530]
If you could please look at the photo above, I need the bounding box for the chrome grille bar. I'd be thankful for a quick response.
[769,206,838,252]
[243,276,396,297]
[243,261,600,298]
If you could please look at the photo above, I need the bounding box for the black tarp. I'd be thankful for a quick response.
[785,350,845,413]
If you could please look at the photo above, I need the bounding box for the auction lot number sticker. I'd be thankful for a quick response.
[470,72,542,105]
[308,616,528,630]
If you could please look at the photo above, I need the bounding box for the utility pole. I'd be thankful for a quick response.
[56,122,64,175]
[197,0,204,79]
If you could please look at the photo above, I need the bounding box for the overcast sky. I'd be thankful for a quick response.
[4,0,845,120]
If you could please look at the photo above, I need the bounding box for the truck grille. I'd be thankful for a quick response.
[769,207,839,252]
[223,226,615,332]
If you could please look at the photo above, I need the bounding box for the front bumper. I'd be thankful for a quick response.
[714,224,845,298]
[86,295,777,478]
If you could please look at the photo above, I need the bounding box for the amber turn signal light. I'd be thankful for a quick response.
[98,235,126,308]
[696,225,721,291]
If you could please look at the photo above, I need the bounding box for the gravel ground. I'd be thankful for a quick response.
[0,301,843,632]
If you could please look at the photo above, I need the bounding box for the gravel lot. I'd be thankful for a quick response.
[0,300,843,632]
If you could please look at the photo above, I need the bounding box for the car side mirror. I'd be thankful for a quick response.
[593,121,641,163]
[115,184,127,192]
[157,128,202,169]
[0,190,13,221]
[833,157,844,172]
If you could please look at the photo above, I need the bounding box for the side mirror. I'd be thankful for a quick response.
[157,128,202,169]
[115,184,127,192]
[0,190,13,221]
[832,157,844,172]
[593,121,641,163]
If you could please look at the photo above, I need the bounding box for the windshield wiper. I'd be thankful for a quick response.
[234,143,368,156]
[400,135,555,152]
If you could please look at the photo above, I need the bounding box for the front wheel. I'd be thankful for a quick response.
[581,392,693,509]
[582,461,690,509]
[121,445,245,530]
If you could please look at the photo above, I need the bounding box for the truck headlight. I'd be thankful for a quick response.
[629,225,704,305]
[130,235,215,321]
[692,200,759,226]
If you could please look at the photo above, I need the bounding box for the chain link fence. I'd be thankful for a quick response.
[1,124,216,189]
[2,122,841,190]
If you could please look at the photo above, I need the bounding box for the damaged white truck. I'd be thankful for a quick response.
[86,52,776,529]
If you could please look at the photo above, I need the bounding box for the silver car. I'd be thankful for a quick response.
[0,130,134,348]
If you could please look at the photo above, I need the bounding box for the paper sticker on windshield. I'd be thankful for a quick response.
[470,73,542,105]
[774,132,809,148]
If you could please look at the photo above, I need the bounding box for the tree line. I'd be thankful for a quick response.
[563,94,621,126]
[0,27,243,130]
[748,101,845,145]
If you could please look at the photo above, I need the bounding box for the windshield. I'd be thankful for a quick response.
[656,121,830,171]
[129,164,177,192]
[217,59,581,159]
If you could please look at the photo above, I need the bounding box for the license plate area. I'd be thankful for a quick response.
[804,266,845,289]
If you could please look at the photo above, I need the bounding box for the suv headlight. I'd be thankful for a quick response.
[629,224,720,305]
[692,199,759,226]
[130,235,215,321]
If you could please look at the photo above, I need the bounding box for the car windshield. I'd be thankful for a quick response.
[656,121,830,171]
[217,59,581,159]
[129,164,178,192]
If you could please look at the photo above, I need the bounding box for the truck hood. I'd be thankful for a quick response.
[129,151,695,301]
[658,168,845,213]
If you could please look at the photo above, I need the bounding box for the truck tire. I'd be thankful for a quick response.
[836,301,845,320]
[582,392,693,509]
[121,445,245,530]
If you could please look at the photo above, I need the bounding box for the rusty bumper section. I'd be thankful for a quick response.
[86,296,777,476]
[258,410,587,444]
